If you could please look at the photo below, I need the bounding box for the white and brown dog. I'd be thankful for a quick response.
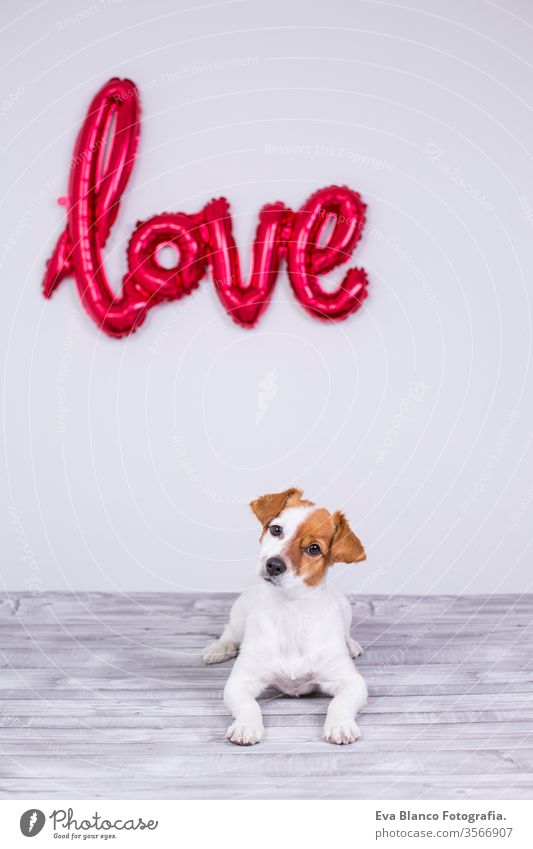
[203,487,368,745]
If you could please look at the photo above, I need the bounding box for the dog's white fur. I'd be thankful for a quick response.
[203,498,367,745]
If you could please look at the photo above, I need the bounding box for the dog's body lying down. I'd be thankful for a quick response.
[203,487,368,745]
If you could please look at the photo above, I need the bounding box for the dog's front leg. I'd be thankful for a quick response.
[346,637,363,658]
[224,663,264,746]
[321,667,368,745]
[202,625,239,665]
[202,594,247,664]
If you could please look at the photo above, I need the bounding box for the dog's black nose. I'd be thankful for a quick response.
[266,557,286,576]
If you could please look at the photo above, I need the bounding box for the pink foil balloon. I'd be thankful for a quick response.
[127,213,205,301]
[200,198,290,327]
[43,79,369,337]
[287,186,368,321]
[43,78,150,337]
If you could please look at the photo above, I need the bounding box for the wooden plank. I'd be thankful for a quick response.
[0,724,532,750]
[1,707,532,727]
[1,644,531,668]
[0,664,530,685]
[0,747,531,779]
[3,593,532,621]
[1,774,532,800]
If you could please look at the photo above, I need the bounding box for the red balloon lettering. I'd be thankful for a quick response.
[43,78,369,338]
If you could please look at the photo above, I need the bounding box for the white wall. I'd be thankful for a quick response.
[1,0,532,596]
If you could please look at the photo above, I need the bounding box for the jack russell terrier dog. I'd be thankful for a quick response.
[202,487,368,745]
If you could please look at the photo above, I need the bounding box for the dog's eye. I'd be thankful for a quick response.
[306,543,322,557]
[269,525,283,537]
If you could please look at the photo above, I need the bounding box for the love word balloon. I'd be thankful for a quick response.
[43,78,369,338]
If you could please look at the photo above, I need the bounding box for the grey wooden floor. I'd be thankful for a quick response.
[0,592,532,799]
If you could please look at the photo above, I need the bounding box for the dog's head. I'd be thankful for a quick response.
[250,487,365,589]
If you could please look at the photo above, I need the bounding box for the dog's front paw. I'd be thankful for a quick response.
[346,637,363,659]
[323,720,361,745]
[226,721,264,746]
[202,639,237,665]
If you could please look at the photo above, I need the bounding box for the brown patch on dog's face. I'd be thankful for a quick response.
[287,508,335,586]
[288,508,366,587]
[250,487,314,531]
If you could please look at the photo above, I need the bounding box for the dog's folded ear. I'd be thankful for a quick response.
[250,487,304,525]
[331,511,366,563]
